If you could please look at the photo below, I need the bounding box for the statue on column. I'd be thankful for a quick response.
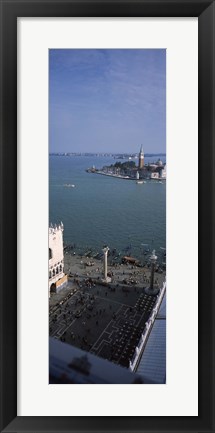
[102,246,111,283]
[145,249,159,295]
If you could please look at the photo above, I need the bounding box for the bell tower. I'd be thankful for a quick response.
[138,145,144,169]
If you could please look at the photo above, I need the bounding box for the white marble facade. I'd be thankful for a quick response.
[49,223,66,296]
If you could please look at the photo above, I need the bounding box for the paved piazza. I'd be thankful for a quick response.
[49,252,165,369]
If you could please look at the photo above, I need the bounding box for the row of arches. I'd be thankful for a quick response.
[49,264,63,279]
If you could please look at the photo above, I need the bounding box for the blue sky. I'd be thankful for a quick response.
[49,49,166,154]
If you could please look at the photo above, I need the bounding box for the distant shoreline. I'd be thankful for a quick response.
[49,152,166,158]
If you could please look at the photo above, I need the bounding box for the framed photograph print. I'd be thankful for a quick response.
[0,0,214,432]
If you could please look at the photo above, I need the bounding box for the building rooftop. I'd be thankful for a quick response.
[50,338,154,384]
[136,294,166,383]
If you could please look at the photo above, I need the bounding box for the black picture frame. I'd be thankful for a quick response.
[0,0,214,432]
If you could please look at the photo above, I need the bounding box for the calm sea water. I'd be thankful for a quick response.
[49,156,166,261]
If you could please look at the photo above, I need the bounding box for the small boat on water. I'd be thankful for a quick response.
[136,180,144,184]
[64,184,75,188]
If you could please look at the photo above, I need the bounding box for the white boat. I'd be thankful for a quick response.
[136,180,144,184]
[64,184,75,188]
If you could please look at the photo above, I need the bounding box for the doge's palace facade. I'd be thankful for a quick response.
[49,222,67,297]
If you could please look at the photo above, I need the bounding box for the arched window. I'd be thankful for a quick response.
[59,265,62,272]
[56,267,59,274]
[49,248,53,260]
[50,283,56,293]
[53,268,55,276]
[49,271,52,279]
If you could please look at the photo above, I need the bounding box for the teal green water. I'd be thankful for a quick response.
[49,156,166,261]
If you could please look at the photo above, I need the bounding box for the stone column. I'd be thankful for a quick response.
[145,250,159,295]
[150,250,157,290]
[102,246,111,283]
[103,247,109,279]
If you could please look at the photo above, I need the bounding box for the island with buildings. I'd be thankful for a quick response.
[86,146,166,182]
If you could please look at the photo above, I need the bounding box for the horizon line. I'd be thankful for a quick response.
[49,152,166,156]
